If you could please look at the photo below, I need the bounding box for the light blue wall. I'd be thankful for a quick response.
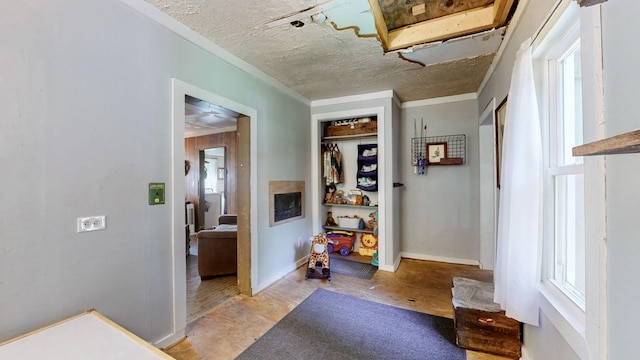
[0,0,310,344]
[524,312,581,360]
[600,0,640,358]
[477,0,640,358]
[400,100,480,262]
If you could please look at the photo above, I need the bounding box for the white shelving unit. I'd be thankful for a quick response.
[310,96,399,272]
[319,120,379,256]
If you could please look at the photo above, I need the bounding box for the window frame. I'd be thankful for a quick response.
[532,0,588,346]
[547,28,586,309]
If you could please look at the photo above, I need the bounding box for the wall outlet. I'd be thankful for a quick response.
[297,236,302,247]
[77,215,106,232]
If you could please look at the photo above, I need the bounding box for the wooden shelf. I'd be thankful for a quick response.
[572,129,640,156]
[322,133,377,142]
[322,203,377,209]
[322,225,375,233]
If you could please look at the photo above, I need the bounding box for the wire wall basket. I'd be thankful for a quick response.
[411,134,466,172]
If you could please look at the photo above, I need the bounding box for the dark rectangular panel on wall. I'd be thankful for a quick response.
[184,131,237,231]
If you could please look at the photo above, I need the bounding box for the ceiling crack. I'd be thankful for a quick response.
[329,21,378,40]
[397,53,425,67]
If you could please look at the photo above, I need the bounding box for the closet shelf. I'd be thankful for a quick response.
[323,203,378,209]
[322,225,375,234]
[322,133,377,142]
[572,129,640,156]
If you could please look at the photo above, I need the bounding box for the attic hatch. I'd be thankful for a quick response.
[368,0,517,52]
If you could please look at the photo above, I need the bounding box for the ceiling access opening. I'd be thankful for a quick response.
[368,0,517,52]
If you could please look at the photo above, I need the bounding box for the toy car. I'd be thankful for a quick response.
[325,230,355,256]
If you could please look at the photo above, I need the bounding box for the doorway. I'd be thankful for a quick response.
[184,101,242,322]
[171,79,257,335]
[200,147,226,230]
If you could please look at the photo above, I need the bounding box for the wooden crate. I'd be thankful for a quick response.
[453,307,522,359]
[325,121,377,137]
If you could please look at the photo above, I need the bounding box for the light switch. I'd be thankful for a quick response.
[149,183,165,205]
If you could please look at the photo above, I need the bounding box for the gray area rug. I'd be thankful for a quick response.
[329,256,377,279]
[236,288,465,360]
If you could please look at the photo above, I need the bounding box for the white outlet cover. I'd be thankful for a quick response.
[77,215,106,232]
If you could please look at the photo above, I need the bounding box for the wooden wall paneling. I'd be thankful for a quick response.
[184,131,237,231]
[236,116,251,296]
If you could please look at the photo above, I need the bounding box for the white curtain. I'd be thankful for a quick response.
[494,39,543,326]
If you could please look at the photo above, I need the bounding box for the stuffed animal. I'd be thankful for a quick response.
[325,192,333,203]
[367,211,377,230]
[324,184,336,204]
[306,234,331,279]
[325,211,338,227]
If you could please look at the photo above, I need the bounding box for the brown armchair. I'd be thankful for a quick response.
[196,214,237,279]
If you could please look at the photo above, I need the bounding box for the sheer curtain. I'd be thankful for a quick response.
[493,39,543,326]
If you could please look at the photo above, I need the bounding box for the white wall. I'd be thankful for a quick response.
[400,98,481,264]
[479,0,640,359]
[0,0,310,345]
[600,1,640,358]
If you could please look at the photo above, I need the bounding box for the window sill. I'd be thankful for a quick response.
[538,282,588,358]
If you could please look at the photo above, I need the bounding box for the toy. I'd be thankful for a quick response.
[359,233,378,256]
[325,211,338,227]
[362,195,370,206]
[305,233,331,281]
[324,184,336,204]
[325,230,355,256]
[371,252,379,266]
[367,211,377,230]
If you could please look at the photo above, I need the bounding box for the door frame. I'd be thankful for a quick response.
[310,106,396,271]
[478,98,497,270]
[170,78,257,338]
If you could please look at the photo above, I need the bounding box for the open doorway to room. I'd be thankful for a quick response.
[184,95,241,323]
[173,83,255,328]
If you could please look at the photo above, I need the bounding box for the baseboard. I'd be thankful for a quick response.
[399,252,480,266]
[520,344,532,360]
[378,253,401,272]
[252,257,308,294]
[154,329,186,349]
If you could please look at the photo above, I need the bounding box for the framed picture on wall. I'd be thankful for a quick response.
[217,168,225,179]
[426,142,447,164]
[495,96,508,188]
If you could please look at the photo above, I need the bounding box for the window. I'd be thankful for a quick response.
[204,157,218,194]
[549,38,585,308]
[536,5,586,310]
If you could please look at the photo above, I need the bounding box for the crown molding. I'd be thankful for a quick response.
[310,90,396,108]
[120,0,310,106]
[402,93,477,108]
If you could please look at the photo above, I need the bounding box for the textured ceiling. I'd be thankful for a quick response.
[184,95,239,137]
[146,0,509,103]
